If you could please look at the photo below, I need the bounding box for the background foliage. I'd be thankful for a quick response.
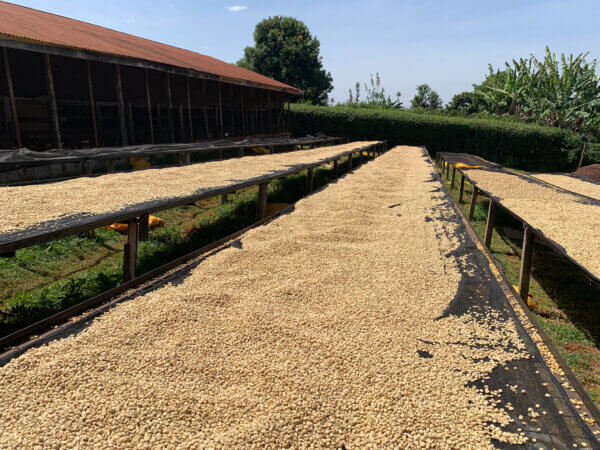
[291,103,600,171]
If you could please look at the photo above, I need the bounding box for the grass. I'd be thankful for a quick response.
[440,168,600,405]
[0,155,356,337]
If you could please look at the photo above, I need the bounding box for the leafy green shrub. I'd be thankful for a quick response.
[291,104,597,171]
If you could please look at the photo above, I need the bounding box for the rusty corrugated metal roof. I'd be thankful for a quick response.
[0,1,300,93]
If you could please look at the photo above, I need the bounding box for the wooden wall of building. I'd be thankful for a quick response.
[0,46,289,150]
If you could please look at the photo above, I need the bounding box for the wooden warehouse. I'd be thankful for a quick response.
[0,1,301,151]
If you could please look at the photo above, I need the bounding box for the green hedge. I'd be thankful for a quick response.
[291,104,600,171]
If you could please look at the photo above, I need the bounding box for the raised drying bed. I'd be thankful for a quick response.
[0,146,596,447]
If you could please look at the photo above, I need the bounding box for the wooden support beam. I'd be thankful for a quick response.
[218,81,224,137]
[451,166,456,189]
[306,167,314,194]
[44,54,62,149]
[267,91,273,134]
[178,105,185,142]
[139,212,149,241]
[86,61,100,148]
[127,103,135,145]
[186,77,194,142]
[468,186,478,220]
[458,174,465,203]
[144,69,155,144]
[256,182,268,220]
[3,48,21,148]
[240,86,246,136]
[334,159,339,177]
[484,199,496,248]
[123,218,139,282]
[445,162,451,180]
[166,73,175,142]
[518,226,535,302]
[230,84,235,136]
[114,64,128,146]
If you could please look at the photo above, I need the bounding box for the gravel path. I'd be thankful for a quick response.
[463,168,600,280]
[0,147,587,447]
[0,141,375,237]
[533,173,600,200]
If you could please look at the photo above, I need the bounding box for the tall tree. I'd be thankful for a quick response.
[411,84,442,110]
[238,16,333,105]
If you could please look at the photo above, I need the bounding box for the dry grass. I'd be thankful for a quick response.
[464,168,600,280]
[0,146,543,447]
[533,173,600,200]
[0,141,375,236]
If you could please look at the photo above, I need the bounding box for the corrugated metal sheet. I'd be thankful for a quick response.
[0,1,300,93]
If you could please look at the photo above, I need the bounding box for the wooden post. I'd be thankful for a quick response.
[359,151,363,165]
[186,77,194,142]
[445,163,451,180]
[484,200,496,248]
[218,81,224,137]
[334,159,339,177]
[240,86,246,136]
[578,142,587,169]
[82,159,92,176]
[114,64,128,146]
[3,47,21,148]
[166,73,175,142]
[267,91,273,134]
[256,182,268,220]
[123,218,139,282]
[139,212,149,241]
[260,91,264,133]
[306,167,314,194]
[86,61,100,148]
[451,166,456,188]
[468,186,478,220]
[348,153,353,170]
[221,192,228,204]
[44,54,62,149]
[202,79,209,139]
[230,84,235,136]
[106,159,115,173]
[127,103,135,145]
[518,226,535,301]
[178,105,185,142]
[144,69,155,144]
[459,174,465,203]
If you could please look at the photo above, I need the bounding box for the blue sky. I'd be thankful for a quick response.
[9,0,600,105]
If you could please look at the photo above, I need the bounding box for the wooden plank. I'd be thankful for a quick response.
[86,61,100,148]
[240,86,246,136]
[306,167,314,194]
[165,73,175,142]
[186,77,194,142]
[144,69,155,144]
[468,186,478,220]
[178,105,185,142]
[122,218,139,282]
[256,182,268,220]
[484,199,496,248]
[44,54,62,149]
[114,64,128,146]
[127,103,135,145]
[518,226,535,301]
[3,47,21,148]
[459,174,465,203]
[218,82,224,137]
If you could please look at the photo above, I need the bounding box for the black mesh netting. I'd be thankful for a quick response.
[430,156,599,448]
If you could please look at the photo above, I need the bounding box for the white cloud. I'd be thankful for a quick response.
[227,5,247,12]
